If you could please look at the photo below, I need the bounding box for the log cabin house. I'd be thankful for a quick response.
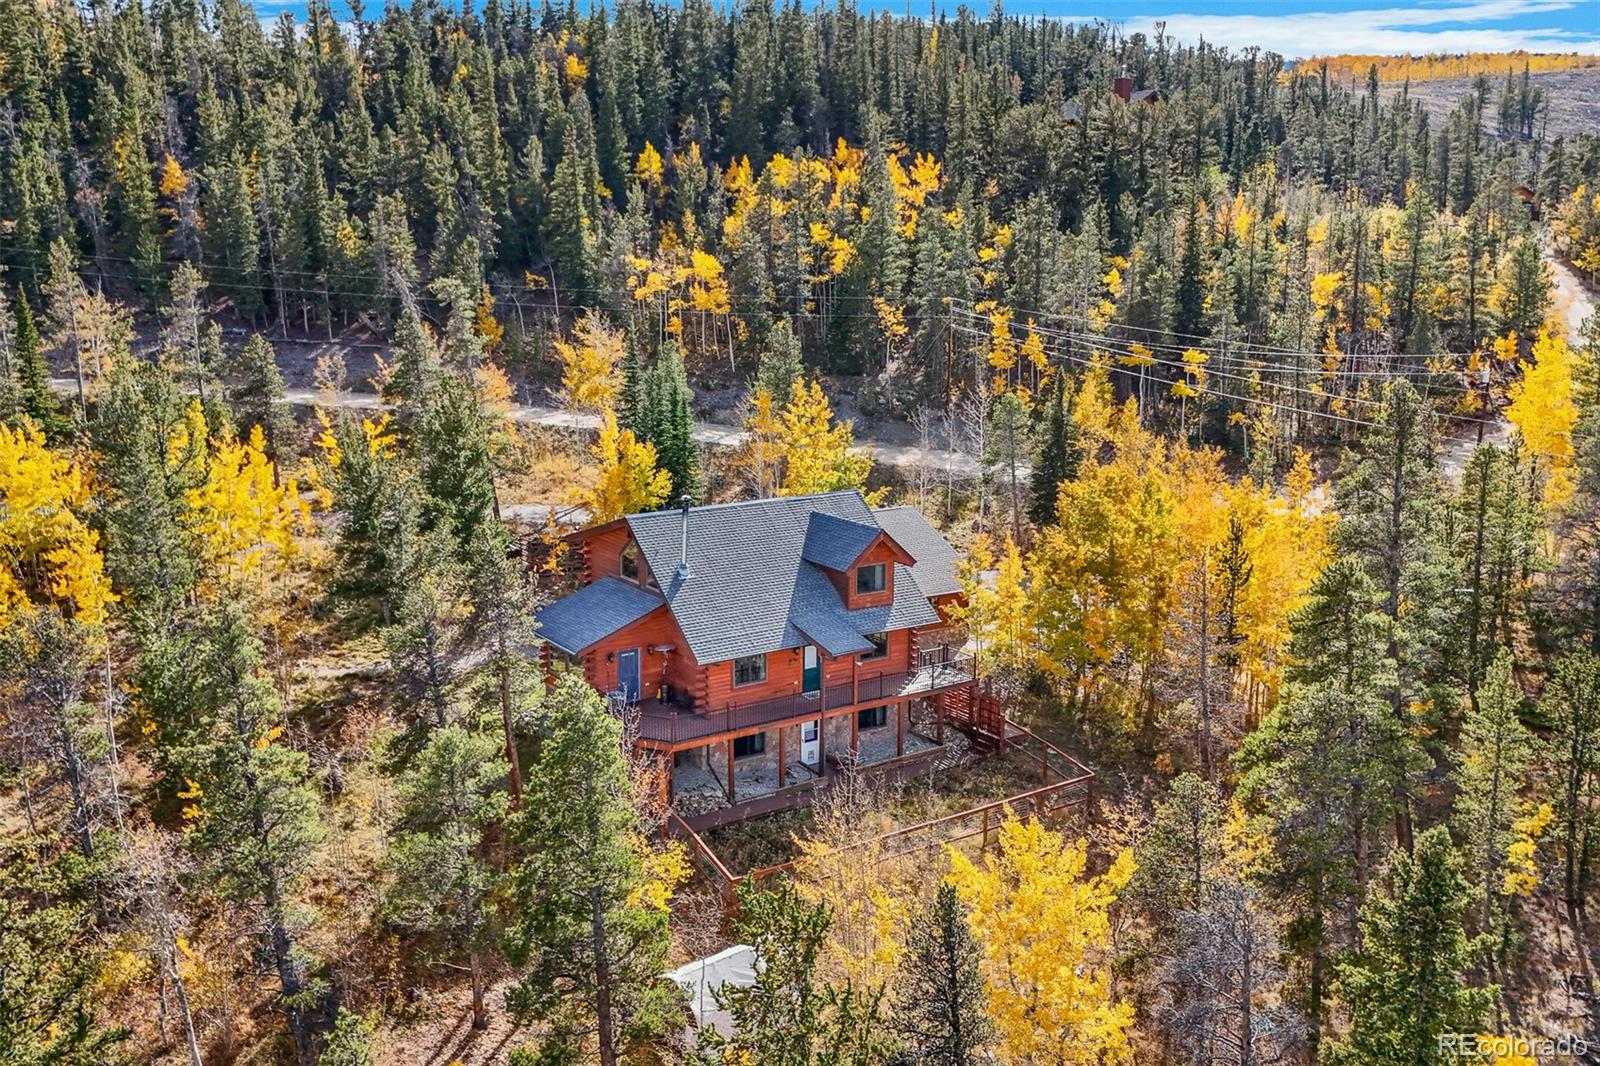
[534,490,981,829]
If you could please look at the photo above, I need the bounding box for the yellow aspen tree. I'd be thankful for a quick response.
[948,817,1137,1065]
[1173,348,1209,437]
[1223,459,1333,696]
[789,781,927,990]
[737,385,786,497]
[1505,328,1578,507]
[633,141,665,194]
[185,420,310,597]
[581,411,670,522]
[958,534,1035,680]
[778,378,872,497]
[0,418,116,627]
[473,285,504,354]
[555,311,626,415]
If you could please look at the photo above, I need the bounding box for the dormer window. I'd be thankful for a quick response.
[620,542,640,582]
[856,563,886,595]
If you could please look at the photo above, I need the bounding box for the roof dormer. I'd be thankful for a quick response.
[801,511,914,609]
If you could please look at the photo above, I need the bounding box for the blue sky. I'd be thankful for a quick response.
[1027,0,1600,58]
[252,0,1600,59]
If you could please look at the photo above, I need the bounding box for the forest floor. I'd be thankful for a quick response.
[1378,67,1600,140]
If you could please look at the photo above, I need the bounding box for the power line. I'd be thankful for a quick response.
[950,310,1504,428]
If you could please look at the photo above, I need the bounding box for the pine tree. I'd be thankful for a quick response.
[1333,380,1457,848]
[3,608,108,860]
[10,294,67,438]
[896,882,991,1064]
[382,525,471,736]
[1236,682,1417,1053]
[319,1010,375,1066]
[548,113,597,297]
[504,677,685,1066]
[1542,650,1600,905]
[464,520,537,808]
[1452,650,1537,945]
[1285,556,1391,696]
[1130,772,1226,929]
[227,334,295,461]
[0,844,130,1065]
[755,320,805,402]
[705,878,893,1066]
[417,374,500,558]
[617,337,645,430]
[1175,195,1210,339]
[640,341,699,503]
[1326,828,1495,1066]
[985,392,1030,543]
[384,725,508,1029]
[181,603,328,1066]
[1028,375,1082,527]
[1453,446,1537,706]
[1488,236,1550,344]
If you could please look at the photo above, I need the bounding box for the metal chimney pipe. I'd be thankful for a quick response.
[676,495,692,580]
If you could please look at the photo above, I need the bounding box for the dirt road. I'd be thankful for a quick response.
[276,386,989,478]
[1550,251,1596,341]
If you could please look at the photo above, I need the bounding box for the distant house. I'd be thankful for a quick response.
[1063,74,1162,122]
[534,490,978,829]
[1514,184,1541,220]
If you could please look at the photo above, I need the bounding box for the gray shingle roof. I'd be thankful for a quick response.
[800,511,882,571]
[873,505,963,598]
[604,491,953,663]
[534,577,665,654]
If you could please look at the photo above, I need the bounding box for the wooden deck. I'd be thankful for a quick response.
[624,649,974,748]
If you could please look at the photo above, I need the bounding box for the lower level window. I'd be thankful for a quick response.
[733,733,767,759]
[857,706,888,729]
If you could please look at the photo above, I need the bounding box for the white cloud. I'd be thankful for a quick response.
[1062,0,1600,59]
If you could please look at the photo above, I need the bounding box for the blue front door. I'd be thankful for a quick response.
[617,649,641,701]
[803,645,821,695]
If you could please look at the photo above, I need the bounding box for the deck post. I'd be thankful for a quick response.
[936,694,945,743]
[777,727,786,788]
[850,708,859,762]
[1042,744,1049,784]
[851,657,859,705]
[818,714,827,778]
[982,807,990,850]
[726,738,735,802]
[896,702,905,757]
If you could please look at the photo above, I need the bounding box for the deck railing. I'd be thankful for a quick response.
[624,644,974,746]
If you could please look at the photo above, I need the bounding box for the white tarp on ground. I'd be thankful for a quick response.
[663,944,758,1037]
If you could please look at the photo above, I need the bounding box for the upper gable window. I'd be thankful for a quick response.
[856,563,887,595]
[620,542,640,582]
[733,654,768,687]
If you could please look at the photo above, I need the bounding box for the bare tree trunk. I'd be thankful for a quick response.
[469,948,487,1030]
[589,885,617,1066]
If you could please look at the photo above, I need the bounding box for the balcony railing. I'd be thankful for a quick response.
[622,644,974,746]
